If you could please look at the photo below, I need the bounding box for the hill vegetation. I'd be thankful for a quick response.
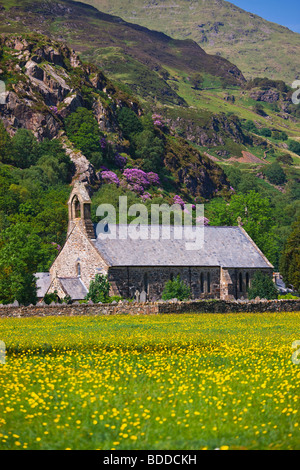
[0,1,299,301]
[80,0,300,84]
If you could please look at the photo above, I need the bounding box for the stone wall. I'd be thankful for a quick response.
[0,299,299,318]
[50,222,108,289]
[108,266,221,301]
[220,267,273,300]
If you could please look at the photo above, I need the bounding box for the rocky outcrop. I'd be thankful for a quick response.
[60,136,96,185]
[250,88,280,103]
[164,137,230,199]
[166,112,249,149]
[0,34,141,140]
[0,33,142,180]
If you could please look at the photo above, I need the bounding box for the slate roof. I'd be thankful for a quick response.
[35,272,51,298]
[59,277,88,300]
[93,224,273,269]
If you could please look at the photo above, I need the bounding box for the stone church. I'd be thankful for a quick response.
[36,182,274,302]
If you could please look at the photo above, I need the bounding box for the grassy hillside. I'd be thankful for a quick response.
[78,0,300,84]
[0,0,245,104]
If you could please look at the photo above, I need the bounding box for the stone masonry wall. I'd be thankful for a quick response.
[50,222,108,289]
[108,266,221,301]
[0,299,299,318]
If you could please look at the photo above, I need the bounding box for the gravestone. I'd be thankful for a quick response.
[135,290,140,302]
[140,291,147,303]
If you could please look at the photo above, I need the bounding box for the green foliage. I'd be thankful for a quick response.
[279,217,300,292]
[89,151,103,170]
[288,140,300,155]
[44,291,60,305]
[259,128,272,138]
[278,293,299,299]
[190,73,204,90]
[134,129,165,172]
[0,121,11,163]
[10,129,39,168]
[65,107,102,158]
[276,154,293,166]
[0,127,71,305]
[85,273,111,303]
[246,77,288,93]
[117,107,143,139]
[243,120,257,133]
[162,275,191,301]
[263,162,286,185]
[253,103,267,117]
[206,191,277,265]
[272,130,288,141]
[247,271,278,300]
[0,222,53,305]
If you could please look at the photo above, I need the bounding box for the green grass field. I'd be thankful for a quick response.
[0,312,299,450]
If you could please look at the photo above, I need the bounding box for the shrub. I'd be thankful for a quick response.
[279,217,300,292]
[247,271,278,300]
[44,291,60,305]
[259,128,272,138]
[65,107,101,158]
[278,293,299,300]
[263,162,286,185]
[276,154,293,166]
[118,107,143,139]
[162,275,191,301]
[85,274,110,303]
[288,140,300,155]
[99,170,120,187]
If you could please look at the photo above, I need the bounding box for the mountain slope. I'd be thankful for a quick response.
[0,0,245,109]
[77,0,300,84]
[0,0,299,166]
[0,32,231,200]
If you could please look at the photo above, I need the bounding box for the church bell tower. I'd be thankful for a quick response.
[67,181,96,239]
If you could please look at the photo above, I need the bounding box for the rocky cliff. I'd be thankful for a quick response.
[0,33,231,198]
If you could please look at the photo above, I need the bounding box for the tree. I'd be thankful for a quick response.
[247,271,278,300]
[118,107,143,139]
[276,154,293,166]
[0,121,11,163]
[162,275,191,301]
[85,273,111,303]
[190,73,204,90]
[10,129,39,168]
[0,222,49,305]
[263,162,286,185]
[206,191,277,266]
[134,130,165,172]
[279,217,300,293]
[259,128,272,137]
[288,140,300,155]
[65,107,102,158]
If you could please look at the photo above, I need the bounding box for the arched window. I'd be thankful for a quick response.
[200,272,204,293]
[144,273,148,293]
[239,272,243,292]
[246,272,250,290]
[77,262,81,277]
[73,196,81,219]
[207,272,211,293]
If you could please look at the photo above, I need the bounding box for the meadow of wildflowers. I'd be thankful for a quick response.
[0,312,299,450]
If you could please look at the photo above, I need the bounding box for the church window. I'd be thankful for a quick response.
[77,262,81,277]
[246,272,250,290]
[73,196,81,219]
[144,273,148,293]
[239,272,243,292]
[207,272,211,293]
[200,272,204,293]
